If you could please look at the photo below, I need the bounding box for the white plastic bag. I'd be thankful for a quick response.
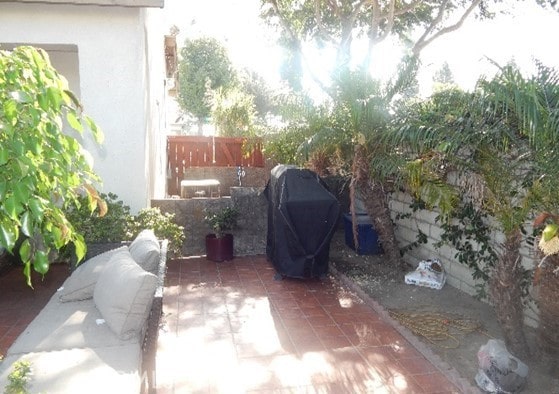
[475,339,529,393]
[404,258,446,290]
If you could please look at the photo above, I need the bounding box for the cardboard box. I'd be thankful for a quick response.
[404,259,446,290]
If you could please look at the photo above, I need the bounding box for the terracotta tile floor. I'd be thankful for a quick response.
[0,256,463,393]
[157,256,462,393]
[0,263,69,357]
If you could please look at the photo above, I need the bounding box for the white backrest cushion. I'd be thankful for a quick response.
[93,250,158,340]
[128,229,160,274]
[59,246,129,302]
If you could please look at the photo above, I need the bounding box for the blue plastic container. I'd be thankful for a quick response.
[343,213,382,255]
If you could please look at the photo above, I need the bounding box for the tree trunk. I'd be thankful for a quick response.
[197,118,204,135]
[489,229,530,359]
[534,253,559,359]
[351,145,406,270]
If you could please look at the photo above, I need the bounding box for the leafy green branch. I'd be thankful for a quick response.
[0,46,105,286]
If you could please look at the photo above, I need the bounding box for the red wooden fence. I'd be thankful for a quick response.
[167,136,264,196]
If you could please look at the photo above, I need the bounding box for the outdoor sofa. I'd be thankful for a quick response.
[0,230,168,394]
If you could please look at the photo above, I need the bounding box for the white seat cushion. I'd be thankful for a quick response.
[129,229,160,273]
[8,293,139,355]
[58,246,129,302]
[94,250,158,340]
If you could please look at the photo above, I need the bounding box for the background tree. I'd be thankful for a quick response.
[262,91,317,164]
[259,1,543,270]
[0,46,105,286]
[237,69,277,121]
[177,37,235,134]
[211,87,257,137]
[260,0,510,89]
[432,61,456,91]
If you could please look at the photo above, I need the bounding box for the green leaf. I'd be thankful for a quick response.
[28,198,44,222]
[84,115,104,143]
[20,211,33,236]
[66,111,83,133]
[33,249,50,275]
[10,90,32,103]
[0,46,103,285]
[19,239,32,263]
[63,89,81,108]
[17,158,29,176]
[30,46,47,69]
[4,195,18,219]
[47,86,62,109]
[13,141,25,157]
[51,226,65,249]
[0,220,18,251]
[74,235,86,262]
[0,148,8,166]
[26,138,42,155]
[37,93,49,111]
[14,182,30,204]
[23,261,33,289]
[3,100,17,124]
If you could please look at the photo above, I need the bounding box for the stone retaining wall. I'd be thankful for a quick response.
[172,166,272,198]
[152,187,267,257]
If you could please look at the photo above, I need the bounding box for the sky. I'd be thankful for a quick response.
[163,1,559,97]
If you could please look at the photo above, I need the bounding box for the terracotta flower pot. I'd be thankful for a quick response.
[205,233,234,262]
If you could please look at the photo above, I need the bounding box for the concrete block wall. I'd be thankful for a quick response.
[389,191,540,327]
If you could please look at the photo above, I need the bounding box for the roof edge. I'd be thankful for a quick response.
[0,0,164,8]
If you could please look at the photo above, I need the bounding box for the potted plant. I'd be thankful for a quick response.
[204,206,239,262]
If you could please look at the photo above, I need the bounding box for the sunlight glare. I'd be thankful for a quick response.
[163,0,559,100]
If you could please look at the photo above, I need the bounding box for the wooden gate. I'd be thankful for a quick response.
[167,136,264,196]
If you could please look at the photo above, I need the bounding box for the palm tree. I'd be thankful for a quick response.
[389,63,559,359]
[299,66,415,270]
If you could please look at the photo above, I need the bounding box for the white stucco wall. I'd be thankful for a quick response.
[141,8,167,202]
[0,3,166,213]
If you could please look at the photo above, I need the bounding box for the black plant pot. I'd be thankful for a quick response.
[205,233,234,262]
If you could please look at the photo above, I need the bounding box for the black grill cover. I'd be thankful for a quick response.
[264,165,340,279]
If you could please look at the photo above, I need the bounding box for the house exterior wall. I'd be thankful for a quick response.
[142,8,167,202]
[0,2,166,213]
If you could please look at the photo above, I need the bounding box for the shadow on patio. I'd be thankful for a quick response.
[156,255,461,393]
[0,255,461,393]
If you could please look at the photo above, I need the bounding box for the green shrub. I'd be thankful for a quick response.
[126,207,185,257]
[66,193,131,243]
[65,193,184,258]
[4,360,32,394]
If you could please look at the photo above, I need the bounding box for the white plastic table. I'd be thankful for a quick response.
[180,179,221,198]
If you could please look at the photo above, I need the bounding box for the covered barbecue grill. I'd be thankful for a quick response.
[264,165,340,279]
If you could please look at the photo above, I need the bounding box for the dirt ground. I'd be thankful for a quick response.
[328,230,559,393]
